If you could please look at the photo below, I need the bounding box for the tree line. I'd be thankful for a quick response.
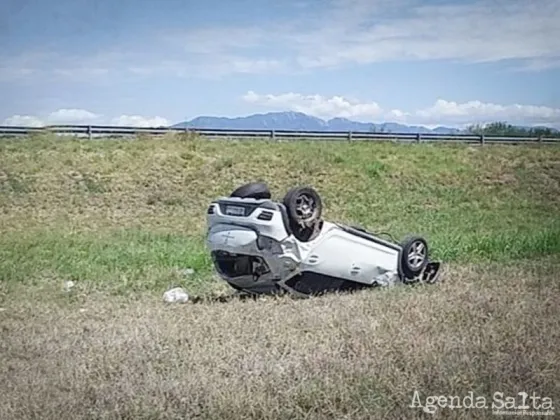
[466,122,559,138]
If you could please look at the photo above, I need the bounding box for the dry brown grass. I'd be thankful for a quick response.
[1,260,559,420]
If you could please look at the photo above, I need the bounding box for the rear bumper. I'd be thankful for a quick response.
[207,224,295,294]
[207,225,259,254]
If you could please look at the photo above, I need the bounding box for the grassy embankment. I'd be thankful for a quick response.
[0,133,559,419]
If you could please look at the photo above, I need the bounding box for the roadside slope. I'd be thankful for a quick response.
[1,134,559,294]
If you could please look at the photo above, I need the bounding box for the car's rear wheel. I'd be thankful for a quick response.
[400,236,429,279]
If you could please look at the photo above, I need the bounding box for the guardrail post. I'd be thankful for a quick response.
[480,135,485,146]
[270,130,275,141]
[348,130,352,141]
[416,133,421,143]
[88,125,92,140]
[538,135,542,144]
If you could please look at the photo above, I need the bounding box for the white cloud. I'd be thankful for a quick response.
[0,33,288,81]
[242,91,560,127]
[243,91,384,120]
[127,56,286,79]
[47,109,100,124]
[2,110,170,128]
[157,0,560,73]
[415,100,560,126]
[286,0,560,70]
[110,115,170,127]
[2,115,45,127]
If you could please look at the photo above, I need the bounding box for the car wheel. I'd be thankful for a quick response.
[283,186,323,241]
[230,182,271,200]
[400,236,429,279]
[283,186,322,226]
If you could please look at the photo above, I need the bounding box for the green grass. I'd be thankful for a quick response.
[1,225,560,299]
[0,230,213,297]
[1,133,559,295]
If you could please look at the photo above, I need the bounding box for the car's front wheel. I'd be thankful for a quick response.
[400,236,429,279]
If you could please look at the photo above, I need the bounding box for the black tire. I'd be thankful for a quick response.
[282,186,323,242]
[400,236,429,279]
[283,186,323,227]
[230,182,271,200]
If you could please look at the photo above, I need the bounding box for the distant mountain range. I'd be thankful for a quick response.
[171,111,559,135]
[172,111,463,134]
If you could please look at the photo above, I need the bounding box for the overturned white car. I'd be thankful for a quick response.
[206,182,442,297]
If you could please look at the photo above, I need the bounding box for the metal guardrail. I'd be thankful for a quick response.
[0,125,559,145]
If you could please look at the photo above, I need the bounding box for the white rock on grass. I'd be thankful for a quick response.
[163,287,190,304]
[64,280,75,292]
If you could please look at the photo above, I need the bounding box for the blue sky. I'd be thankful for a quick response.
[1,0,559,128]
